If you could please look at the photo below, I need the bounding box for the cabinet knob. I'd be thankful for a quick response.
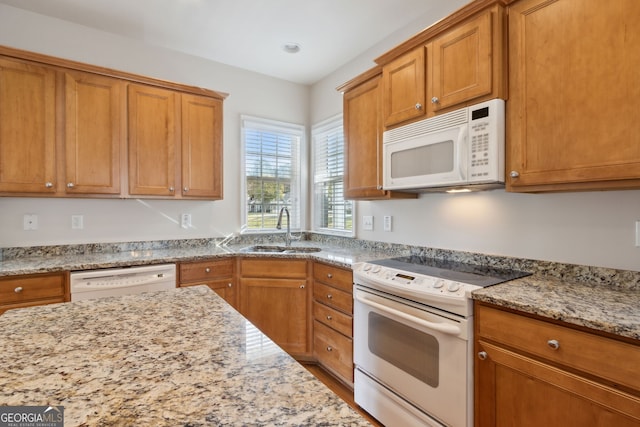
[66,182,75,188]
[478,351,487,360]
[227,283,232,288]
[326,294,333,299]
[327,273,333,279]
[510,171,520,178]
[326,315,332,321]
[431,96,439,104]
[326,346,333,352]
[299,284,305,289]
[376,185,383,190]
[205,267,211,273]
[183,187,189,193]
[14,286,23,293]
[547,339,560,350]
[169,187,175,192]
[45,182,53,188]
[415,103,422,110]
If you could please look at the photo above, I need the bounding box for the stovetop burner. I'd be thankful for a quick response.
[369,255,531,288]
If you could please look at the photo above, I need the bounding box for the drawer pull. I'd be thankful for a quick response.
[299,284,305,289]
[326,315,332,321]
[547,339,560,350]
[478,351,487,360]
[327,273,333,279]
[326,294,333,299]
[205,267,211,273]
[326,346,333,352]
[14,286,23,293]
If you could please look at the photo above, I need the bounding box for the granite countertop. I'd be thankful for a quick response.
[0,286,372,426]
[471,274,640,341]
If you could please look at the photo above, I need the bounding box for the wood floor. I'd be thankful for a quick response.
[302,363,383,426]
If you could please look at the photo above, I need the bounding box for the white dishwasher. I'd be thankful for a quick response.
[70,264,176,301]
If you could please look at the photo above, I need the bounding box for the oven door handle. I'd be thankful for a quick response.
[355,294,461,336]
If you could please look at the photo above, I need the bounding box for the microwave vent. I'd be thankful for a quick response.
[384,108,468,145]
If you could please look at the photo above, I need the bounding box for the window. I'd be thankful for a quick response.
[312,115,353,236]
[241,115,304,232]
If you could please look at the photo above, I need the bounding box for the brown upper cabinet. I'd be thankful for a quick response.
[507,0,640,192]
[378,3,506,128]
[0,57,57,194]
[0,46,226,199]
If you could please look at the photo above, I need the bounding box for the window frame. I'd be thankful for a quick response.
[240,115,306,234]
[311,114,355,237]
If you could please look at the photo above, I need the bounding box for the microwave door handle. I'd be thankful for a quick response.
[355,294,461,336]
[460,125,469,180]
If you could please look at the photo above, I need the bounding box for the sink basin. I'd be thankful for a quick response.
[240,245,322,254]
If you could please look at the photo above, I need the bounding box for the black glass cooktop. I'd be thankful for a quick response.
[369,255,532,288]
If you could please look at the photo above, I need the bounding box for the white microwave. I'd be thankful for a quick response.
[383,98,505,192]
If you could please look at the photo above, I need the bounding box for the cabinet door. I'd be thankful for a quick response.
[507,0,640,191]
[0,57,56,193]
[382,48,426,127]
[181,94,223,199]
[64,71,125,195]
[240,277,309,356]
[128,84,179,196]
[430,10,493,112]
[475,340,640,426]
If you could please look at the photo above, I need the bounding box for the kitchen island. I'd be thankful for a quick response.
[0,285,371,426]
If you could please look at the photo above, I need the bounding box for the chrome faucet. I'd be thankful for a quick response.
[276,207,292,247]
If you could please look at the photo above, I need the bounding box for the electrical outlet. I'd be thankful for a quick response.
[181,213,192,229]
[23,214,38,230]
[384,215,392,232]
[362,215,374,231]
[71,215,84,230]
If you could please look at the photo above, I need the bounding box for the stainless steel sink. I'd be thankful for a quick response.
[240,245,322,254]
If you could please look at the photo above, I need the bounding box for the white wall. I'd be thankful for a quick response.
[0,4,309,247]
[309,2,640,272]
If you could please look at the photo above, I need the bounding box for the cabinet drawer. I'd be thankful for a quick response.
[314,282,352,314]
[180,258,234,283]
[240,258,307,278]
[0,273,66,304]
[477,305,640,391]
[313,263,353,292]
[314,320,353,384]
[313,301,352,338]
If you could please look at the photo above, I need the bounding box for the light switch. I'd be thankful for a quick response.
[362,215,373,231]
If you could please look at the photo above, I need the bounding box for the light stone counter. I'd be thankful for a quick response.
[0,286,371,426]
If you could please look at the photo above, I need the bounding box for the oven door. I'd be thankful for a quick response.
[354,285,471,427]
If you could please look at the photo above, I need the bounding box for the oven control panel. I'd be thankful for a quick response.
[353,262,480,300]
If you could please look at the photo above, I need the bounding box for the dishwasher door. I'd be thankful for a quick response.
[70,264,176,301]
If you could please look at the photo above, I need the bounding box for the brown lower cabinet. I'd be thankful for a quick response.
[178,258,237,310]
[474,302,640,426]
[239,258,311,359]
[312,262,354,387]
[0,272,68,314]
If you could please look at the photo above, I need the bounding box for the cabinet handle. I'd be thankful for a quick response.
[327,273,333,279]
[183,187,189,193]
[326,346,333,352]
[326,294,333,299]
[299,284,305,289]
[205,267,211,273]
[547,339,560,350]
[45,182,53,188]
[169,187,175,192]
[326,315,332,321]
[415,103,422,110]
[66,182,75,188]
[431,96,439,104]
[510,171,520,178]
[478,351,487,360]
[14,286,23,293]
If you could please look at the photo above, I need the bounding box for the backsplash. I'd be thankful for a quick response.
[2,233,639,290]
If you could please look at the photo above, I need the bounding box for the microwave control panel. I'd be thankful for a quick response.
[468,99,505,183]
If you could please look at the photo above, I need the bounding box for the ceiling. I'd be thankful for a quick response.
[0,0,465,85]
